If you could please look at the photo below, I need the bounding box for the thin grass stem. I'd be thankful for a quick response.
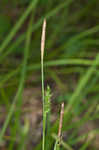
[41,19,46,150]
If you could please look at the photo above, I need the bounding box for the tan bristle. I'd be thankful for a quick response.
[41,19,46,60]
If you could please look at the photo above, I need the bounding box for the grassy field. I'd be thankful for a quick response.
[0,0,99,150]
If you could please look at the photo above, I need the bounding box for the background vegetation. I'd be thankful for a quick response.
[0,0,99,150]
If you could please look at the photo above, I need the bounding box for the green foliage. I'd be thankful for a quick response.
[0,15,11,39]
[0,0,99,150]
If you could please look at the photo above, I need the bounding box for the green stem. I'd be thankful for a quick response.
[41,58,45,150]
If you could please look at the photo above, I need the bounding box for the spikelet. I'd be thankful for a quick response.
[41,19,46,61]
[58,102,64,138]
[44,86,51,114]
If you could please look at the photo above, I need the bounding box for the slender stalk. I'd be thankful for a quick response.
[41,19,46,150]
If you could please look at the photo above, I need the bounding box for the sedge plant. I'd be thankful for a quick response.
[41,19,51,150]
[41,19,46,150]
[41,20,65,150]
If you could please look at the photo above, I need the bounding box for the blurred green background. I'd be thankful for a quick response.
[0,0,99,150]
